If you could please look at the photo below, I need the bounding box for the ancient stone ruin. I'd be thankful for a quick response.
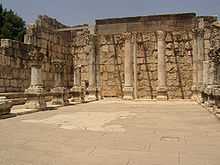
[0,13,220,116]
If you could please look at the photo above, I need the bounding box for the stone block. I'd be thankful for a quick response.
[1,39,13,48]
[0,97,13,115]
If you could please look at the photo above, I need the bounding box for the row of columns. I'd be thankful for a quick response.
[25,59,84,109]
[27,24,210,103]
[122,31,168,100]
[25,32,100,110]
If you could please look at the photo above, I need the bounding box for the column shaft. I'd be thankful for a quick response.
[197,18,205,89]
[192,30,198,96]
[123,33,133,100]
[31,65,43,87]
[156,31,167,100]
[88,34,97,101]
[133,35,137,99]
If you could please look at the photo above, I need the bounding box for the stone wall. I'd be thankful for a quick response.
[165,31,193,99]
[96,13,196,99]
[136,32,157,99]
[0,13,219,101]
[98,34,124,97]
[24,15,74,91]
[70,25,90,88]
[0,39,30,92]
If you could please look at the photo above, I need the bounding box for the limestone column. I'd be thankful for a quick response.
[197,18,205,91]
[88,34,98,101]
[24,47,46,110]
[156,30,167,100]
[132,33,138,99]
[28,64,44,92]
[71,65,83,102]
[191,29,198,98]
[123,33,134,100]
[51,59,69,105]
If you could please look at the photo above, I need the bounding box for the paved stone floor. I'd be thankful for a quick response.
[0,100,220,165]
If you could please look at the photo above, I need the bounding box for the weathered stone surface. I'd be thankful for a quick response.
[0,97,13,115]
[0,13,219,101]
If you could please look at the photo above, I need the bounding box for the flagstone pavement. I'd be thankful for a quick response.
[0,99,220,165]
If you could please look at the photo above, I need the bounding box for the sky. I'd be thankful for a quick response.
[3,0,220,26]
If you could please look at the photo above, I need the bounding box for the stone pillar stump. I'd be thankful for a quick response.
[71,65,83,103]
[51,59,69,106]
[24,47,46,110]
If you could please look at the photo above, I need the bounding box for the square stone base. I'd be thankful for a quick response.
[24,96,46,110]
[123,86,133,100]
[70,86,83,103]
[156,87,168,101]
[191,85,199,101]
[88,87,98,101]
[0,98,13,115]
[51,87,69,106]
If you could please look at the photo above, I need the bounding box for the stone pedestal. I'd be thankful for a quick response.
[88,87,98,101]
[156,31,167,100]
[51,60,69,105]
[71,86,82,103]
[123,33,134,100]
[0,97,13,115]
[123,86,133,100]
[24,64,46,110]
[156,87,168,101]
[51,87,69,106]
[24,94,46,110]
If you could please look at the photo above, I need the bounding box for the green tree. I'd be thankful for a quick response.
[0,4,26,41]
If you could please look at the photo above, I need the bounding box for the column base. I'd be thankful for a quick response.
[191,85,199,101]
[24,95,46,110]
[51,87,69,106]
[88,87,98,101]
[123,86,134,100]
[24,86,46,110]
[156,87,168,101]
[70,86,82,103]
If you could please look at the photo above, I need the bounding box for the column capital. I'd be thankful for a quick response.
[192,28,198,37]
[52,59,65,73]
[29,46,44,66]
[123,32,132,41]
[197,29,205,38]
[157,30,165,41]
